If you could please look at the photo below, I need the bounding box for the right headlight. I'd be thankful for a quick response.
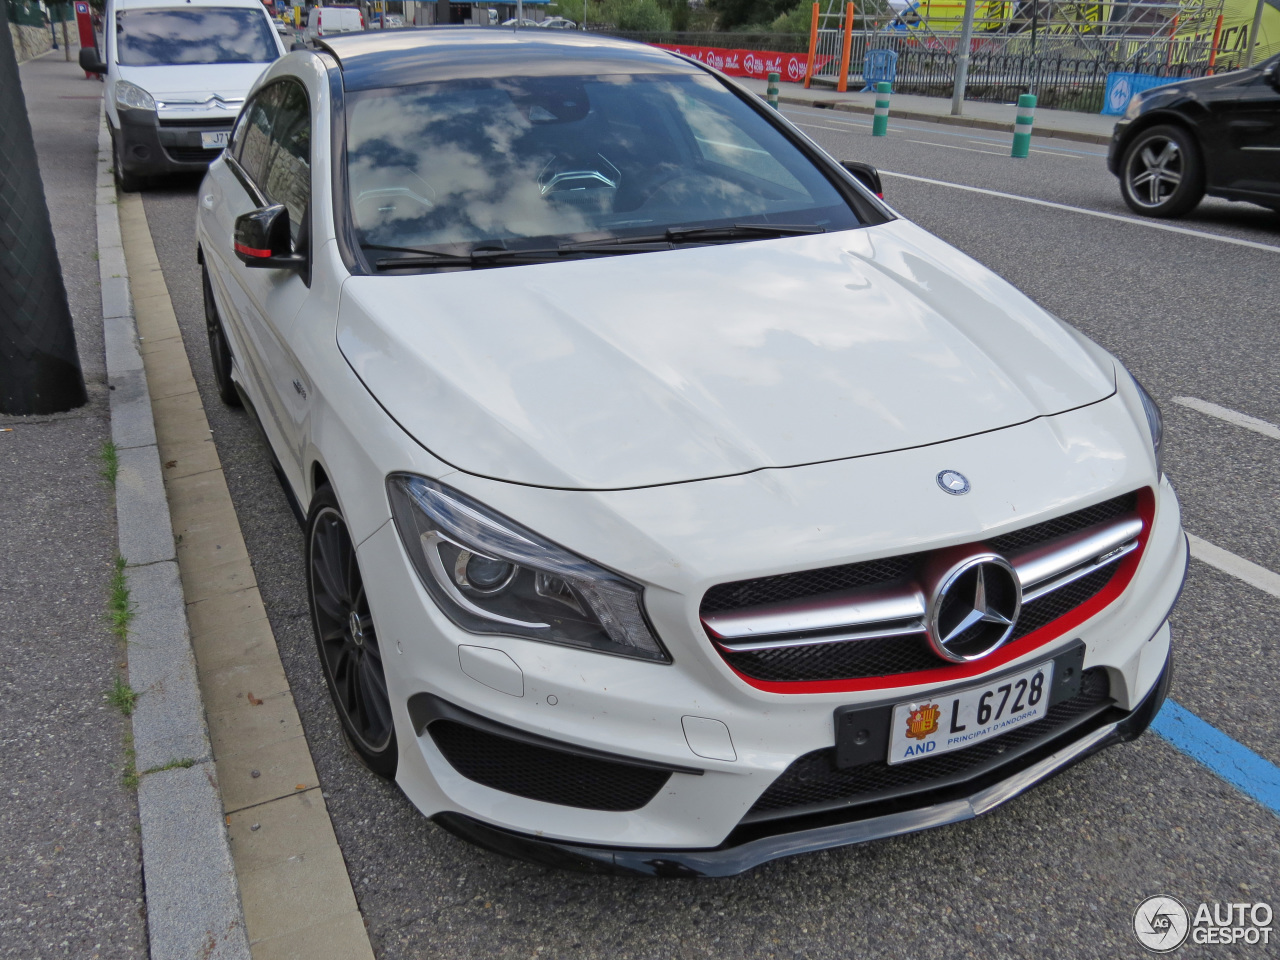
[387,475,670,663]
[115,79,156,112]
[1127,371,1164,476]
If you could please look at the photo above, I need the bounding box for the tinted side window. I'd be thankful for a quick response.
[231,83,282,185]
[263,82,311,245]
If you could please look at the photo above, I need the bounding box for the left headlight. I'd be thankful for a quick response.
[115,79,156,112]
[1124,93,1144,120]
[387,475,670,663]
[1128,371,1164,476]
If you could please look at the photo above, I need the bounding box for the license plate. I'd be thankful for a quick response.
[200,130,230,150]
[887,660,1054,765]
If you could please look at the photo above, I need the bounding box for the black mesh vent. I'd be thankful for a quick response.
[701,556,916,616]
[428,720,671,812]
[163,146,224,164]
[1010,564,1118,641]
[748,668,1110,818]
[704,492,1140,684]
[987,492,1138,554]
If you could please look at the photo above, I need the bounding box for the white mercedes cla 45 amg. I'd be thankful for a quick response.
[196,29,1188,875]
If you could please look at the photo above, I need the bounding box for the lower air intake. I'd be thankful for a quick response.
[428,720,671,812]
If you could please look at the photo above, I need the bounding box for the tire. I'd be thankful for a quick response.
[201,265,242,407]
[1119,124,1204,218]
[112,129,142,193]
[307,487,398,779]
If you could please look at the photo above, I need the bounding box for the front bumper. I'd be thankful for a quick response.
[1106,118,1132,175]
[432,644,1173,877]
[114,106,232,177]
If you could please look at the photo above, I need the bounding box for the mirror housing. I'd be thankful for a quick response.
[1265,64,1280,93]
[840,161,884,198]
[78,47,106,74]
[234,205,305,269]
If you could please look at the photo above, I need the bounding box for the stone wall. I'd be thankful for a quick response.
[10,22,54,62]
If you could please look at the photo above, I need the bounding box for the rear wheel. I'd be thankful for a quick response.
[1119,124,1204,218]
[307,487,398,778]
[201,264,242,407]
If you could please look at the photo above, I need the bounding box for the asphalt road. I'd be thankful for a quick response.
[139,109,1280,960]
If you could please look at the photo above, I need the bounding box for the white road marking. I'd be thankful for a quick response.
[879,171,1280,254]
[1173,396,1280,442]
[906,138,1005,156]
[1187,535,1280,602]
[794,121,860,134]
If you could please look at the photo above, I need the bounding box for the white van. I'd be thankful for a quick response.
[79,0,285,191]
[305,4,364,40]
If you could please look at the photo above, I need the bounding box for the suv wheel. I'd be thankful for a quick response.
[201,265,242,407]
[1119,124,1204,218]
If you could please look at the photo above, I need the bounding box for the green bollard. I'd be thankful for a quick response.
[872,81,891,136]
[767,72,780,110]
[1011,93,1036,158]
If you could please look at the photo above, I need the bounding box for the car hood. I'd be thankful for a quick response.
[117,62,272,108]
[337,220,1114,490]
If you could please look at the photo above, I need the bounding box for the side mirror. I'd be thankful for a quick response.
[79,47,106,74]
[234,205,305,269]
[290,40,308,51]
[840,161,884,199]
[1265,64,1280,93]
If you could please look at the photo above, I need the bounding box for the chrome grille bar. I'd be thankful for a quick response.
[702,512,1143,654]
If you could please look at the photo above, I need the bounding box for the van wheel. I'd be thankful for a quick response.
[112,131,142,193]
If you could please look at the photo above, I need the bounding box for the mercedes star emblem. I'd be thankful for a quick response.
[926,554,1022,662]
[937,470,970,495]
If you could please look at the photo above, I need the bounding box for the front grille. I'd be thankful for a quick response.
[746,668,1110,821]
[163,146,224,164]
[704,492,1139,684]
[158,117,235,129]
[428,720,671,812]
[701,556,916,615]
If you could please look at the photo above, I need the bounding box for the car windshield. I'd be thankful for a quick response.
[345,72,861,265]
[115,8,277,66]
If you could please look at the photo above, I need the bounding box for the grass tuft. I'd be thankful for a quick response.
[107,555,133,640]
[99,440,119,486]
[107,675,139,717]
[142,758,197,776]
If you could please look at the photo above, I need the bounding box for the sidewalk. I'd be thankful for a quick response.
[739,77,1117,145]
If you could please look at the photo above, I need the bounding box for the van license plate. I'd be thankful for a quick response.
[200,131,230,150]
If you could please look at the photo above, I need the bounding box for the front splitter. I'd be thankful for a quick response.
[434,649,1172,877]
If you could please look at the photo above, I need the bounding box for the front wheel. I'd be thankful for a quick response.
[307,486,398,778]
[1119,124,1204,218]
[201,265,241,407]
[112,130,142,193]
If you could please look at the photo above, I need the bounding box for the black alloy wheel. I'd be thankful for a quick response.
[307,487,398,777]
[1119,124,1205,218]
[201,264,242,407]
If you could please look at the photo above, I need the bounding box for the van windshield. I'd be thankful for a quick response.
[115,7,277,65]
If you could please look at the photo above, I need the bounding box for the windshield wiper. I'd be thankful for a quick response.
[367,224,826,270]
[560,223,826,250]
[369,242,669,270]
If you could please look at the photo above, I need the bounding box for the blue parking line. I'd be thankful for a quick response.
[1152,699,1280,815]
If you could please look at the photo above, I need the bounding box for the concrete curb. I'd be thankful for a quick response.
[772,94,1113,146]
[97,109,252,960]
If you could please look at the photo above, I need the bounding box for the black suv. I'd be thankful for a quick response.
[1108,53,1280,218]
